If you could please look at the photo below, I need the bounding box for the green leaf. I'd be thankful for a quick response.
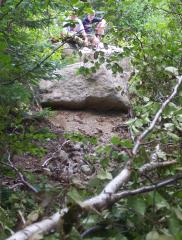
[69,227,82,240]
[70,0,79,4]
[120,139,133,148]
[94,51,99,59]
[155,192,170,210]
[146,230,160,240]
[174,207,182,221]
[165,66,178,76]
[68,188,84,204]
[97,170,113,180]
[27,209,41,224]
[111,136,121,145]
[173,191,182,199]
[128,197,146,216]
[169,214,182,239]
[156,149,167,160]
[167,132,180,141]
[134,119,143,128]
[146,231,175,240]
[138,147,151,163]
[126,119,136,125]
[164,123,174,131]
[85,8,95,14]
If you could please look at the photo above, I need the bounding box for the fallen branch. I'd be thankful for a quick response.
[42,140,70,167]
[82,167,131,210]
[6,152,38,193]
[138,160,177,174]
[81,160,177,210]
[150,144,160,162]
[6,173,182,240]
[18,210,26,226]
[6,212,63,240]
[111,172,182,202]
[128,108,135,142]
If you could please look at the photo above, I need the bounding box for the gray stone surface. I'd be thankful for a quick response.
[39,54,132,112]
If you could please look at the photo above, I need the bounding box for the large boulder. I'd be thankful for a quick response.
[39,53,132,112]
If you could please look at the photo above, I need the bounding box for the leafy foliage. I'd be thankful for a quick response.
[0,0,182,239]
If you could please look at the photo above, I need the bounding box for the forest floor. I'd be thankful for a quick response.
[3,110,131,197]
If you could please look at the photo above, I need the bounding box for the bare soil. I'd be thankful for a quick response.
[49,110,129,142]
[4,110,130,190]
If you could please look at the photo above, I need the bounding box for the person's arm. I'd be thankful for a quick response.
[100,19,106,26]
[77,19,88,44]
[81,29,88,46]
[92,17,102,23]
[95,18,106,36]
[94,17,106,25]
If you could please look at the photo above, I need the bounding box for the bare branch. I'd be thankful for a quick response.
[18,210,26,225]
[138,160,177,174]
[111,172,182,202]
[6,152,38,193]
[82,167,131,210]
[42,140,70,167]
[82,160,177,209]
[6,212,63,240]
[132,76,182,155]
[150,144,160,162]
[6,173,182,240]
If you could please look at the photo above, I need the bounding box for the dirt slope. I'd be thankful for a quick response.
[5,110,130,189]
[50,110,129,142]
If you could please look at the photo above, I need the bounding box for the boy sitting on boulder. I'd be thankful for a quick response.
[82,11,106,48]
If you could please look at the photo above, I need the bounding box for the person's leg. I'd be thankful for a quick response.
[95,21,106,38]
[87,34,99,48]
[92,35,100,47]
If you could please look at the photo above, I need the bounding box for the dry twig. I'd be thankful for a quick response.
[6,151,38,193]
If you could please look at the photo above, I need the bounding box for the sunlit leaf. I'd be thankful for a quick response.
[97,170,113,180]
[165,67,178,76]
[146,230,159,240]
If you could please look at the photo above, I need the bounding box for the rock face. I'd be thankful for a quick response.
[39,52,132,112]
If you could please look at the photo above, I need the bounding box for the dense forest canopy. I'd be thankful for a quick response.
[0,0,181,239]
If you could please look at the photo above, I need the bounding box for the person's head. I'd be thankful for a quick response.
[87,10,95,21]
[70,7,79,19]
[70,14,77,20]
